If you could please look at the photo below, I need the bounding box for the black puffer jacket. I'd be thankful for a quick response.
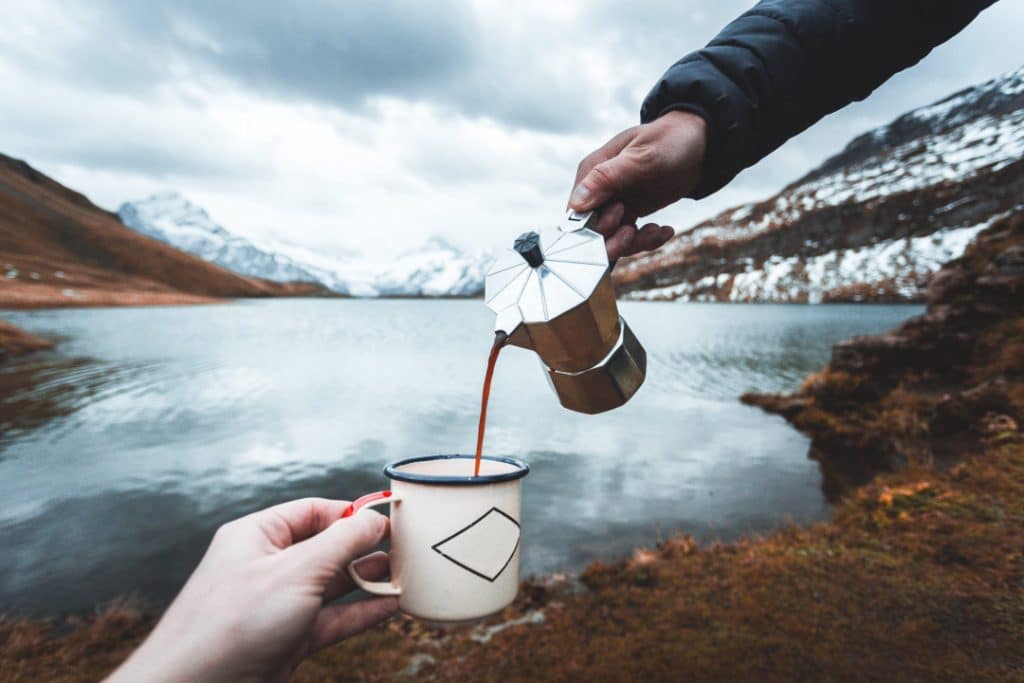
[642,0,999,198]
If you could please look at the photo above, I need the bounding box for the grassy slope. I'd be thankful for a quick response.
[0,152,329,313]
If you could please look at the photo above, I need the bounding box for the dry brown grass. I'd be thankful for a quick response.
[4,439,1020,682]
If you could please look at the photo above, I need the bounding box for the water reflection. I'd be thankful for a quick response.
[0,356,112,451]
[0,301,918,615]
[0,466,385,615]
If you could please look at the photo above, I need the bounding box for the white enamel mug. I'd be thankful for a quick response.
[344,454,530,622]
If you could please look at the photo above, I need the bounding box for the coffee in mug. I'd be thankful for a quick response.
[344,454,529,622]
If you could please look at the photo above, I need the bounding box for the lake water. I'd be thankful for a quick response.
[0,300,919,616]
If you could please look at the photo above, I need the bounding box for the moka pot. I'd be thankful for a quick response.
[485,210,646,414]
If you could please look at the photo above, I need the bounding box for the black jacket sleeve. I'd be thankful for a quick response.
[641,0,999,198]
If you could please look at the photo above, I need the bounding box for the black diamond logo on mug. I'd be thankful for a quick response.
[431,507,521,582]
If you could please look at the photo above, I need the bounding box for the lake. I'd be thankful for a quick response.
[0,300,919,616]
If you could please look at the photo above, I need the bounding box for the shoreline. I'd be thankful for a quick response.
[3,211,1021,679]
[0,319,54,359]
[0,284,340,357]
[4,436,1020,680]
[0,290,225,360]
[0,287,223,311]
[0,290,923,360]
[235,209,1024,678]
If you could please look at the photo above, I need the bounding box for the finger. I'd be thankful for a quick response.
[593,202,625,237]
[289,509,389,573]
[625,223,665,256]
[323,551,390,604]
[618,224,675,259]
[308,597,399,652]
[624,224,675,257]
[570,129,639,211]
[570,155,632,213]
[572,127,638,190]
[242,498,352,550]
[605,224,637,261]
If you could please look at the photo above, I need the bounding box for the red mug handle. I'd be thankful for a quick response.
[342,490,395,518]
[344,491,402,597]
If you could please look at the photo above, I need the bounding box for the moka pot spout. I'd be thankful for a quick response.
[493,306,530,349]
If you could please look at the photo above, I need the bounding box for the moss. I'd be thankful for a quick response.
[800,369,878,407]
[0,601,149,683]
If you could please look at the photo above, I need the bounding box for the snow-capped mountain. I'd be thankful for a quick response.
[374,236,492,297]
[118,192,337,290]
[118,193,492,297]
[615,65,1024,302]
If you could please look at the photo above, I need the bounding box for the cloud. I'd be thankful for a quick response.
[0,0,1021,259]
[159,1,478,110]
[51,143,221,179]
[5,0,606,134]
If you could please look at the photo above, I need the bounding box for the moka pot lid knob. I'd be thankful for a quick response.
[485,210,608,324]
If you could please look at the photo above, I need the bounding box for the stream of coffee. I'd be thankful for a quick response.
[474,331,508,477]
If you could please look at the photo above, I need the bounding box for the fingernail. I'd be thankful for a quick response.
[569,183,591,209]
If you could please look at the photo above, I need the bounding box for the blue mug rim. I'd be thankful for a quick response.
[384,454,529,486]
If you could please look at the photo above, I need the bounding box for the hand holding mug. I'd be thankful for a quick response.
[106,498,397,683]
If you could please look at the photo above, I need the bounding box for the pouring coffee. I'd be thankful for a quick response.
[483,209,647,415]
[470,209,648,478]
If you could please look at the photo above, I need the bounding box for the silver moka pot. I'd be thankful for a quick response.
[485,210,646,414]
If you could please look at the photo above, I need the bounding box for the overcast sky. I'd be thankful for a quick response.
[2,1,1021,258]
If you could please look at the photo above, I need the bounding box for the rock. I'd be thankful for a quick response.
[740,392,809,418]
[926,267,971,304]
[981,412,1019,435]
[0,320,54,359]
[993,244,1024,274]
[829,334,914,374]
[399,653,437,677]
[745,205,1024,497]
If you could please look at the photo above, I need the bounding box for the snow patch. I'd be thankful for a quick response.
[628,220,993,304]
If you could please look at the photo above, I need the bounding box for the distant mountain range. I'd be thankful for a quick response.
[6,66,1021,311]
[615,65,1024,303]
[118,192,492,298]
[0,154,323,310]
[116,67,1024,304]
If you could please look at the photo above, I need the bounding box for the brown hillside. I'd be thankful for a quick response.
[0,153,325,310]
[614,66,1024,303]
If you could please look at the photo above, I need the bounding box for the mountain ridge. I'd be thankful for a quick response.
[118,192,492,298]
[118,192,336,292]
[614,65,1024,303]
[0,153,326,311]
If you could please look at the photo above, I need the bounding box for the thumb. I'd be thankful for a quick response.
[569,155,633,212]
[291,509,388,570]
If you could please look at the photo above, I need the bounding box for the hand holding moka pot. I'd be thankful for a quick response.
[485,210,646,414]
